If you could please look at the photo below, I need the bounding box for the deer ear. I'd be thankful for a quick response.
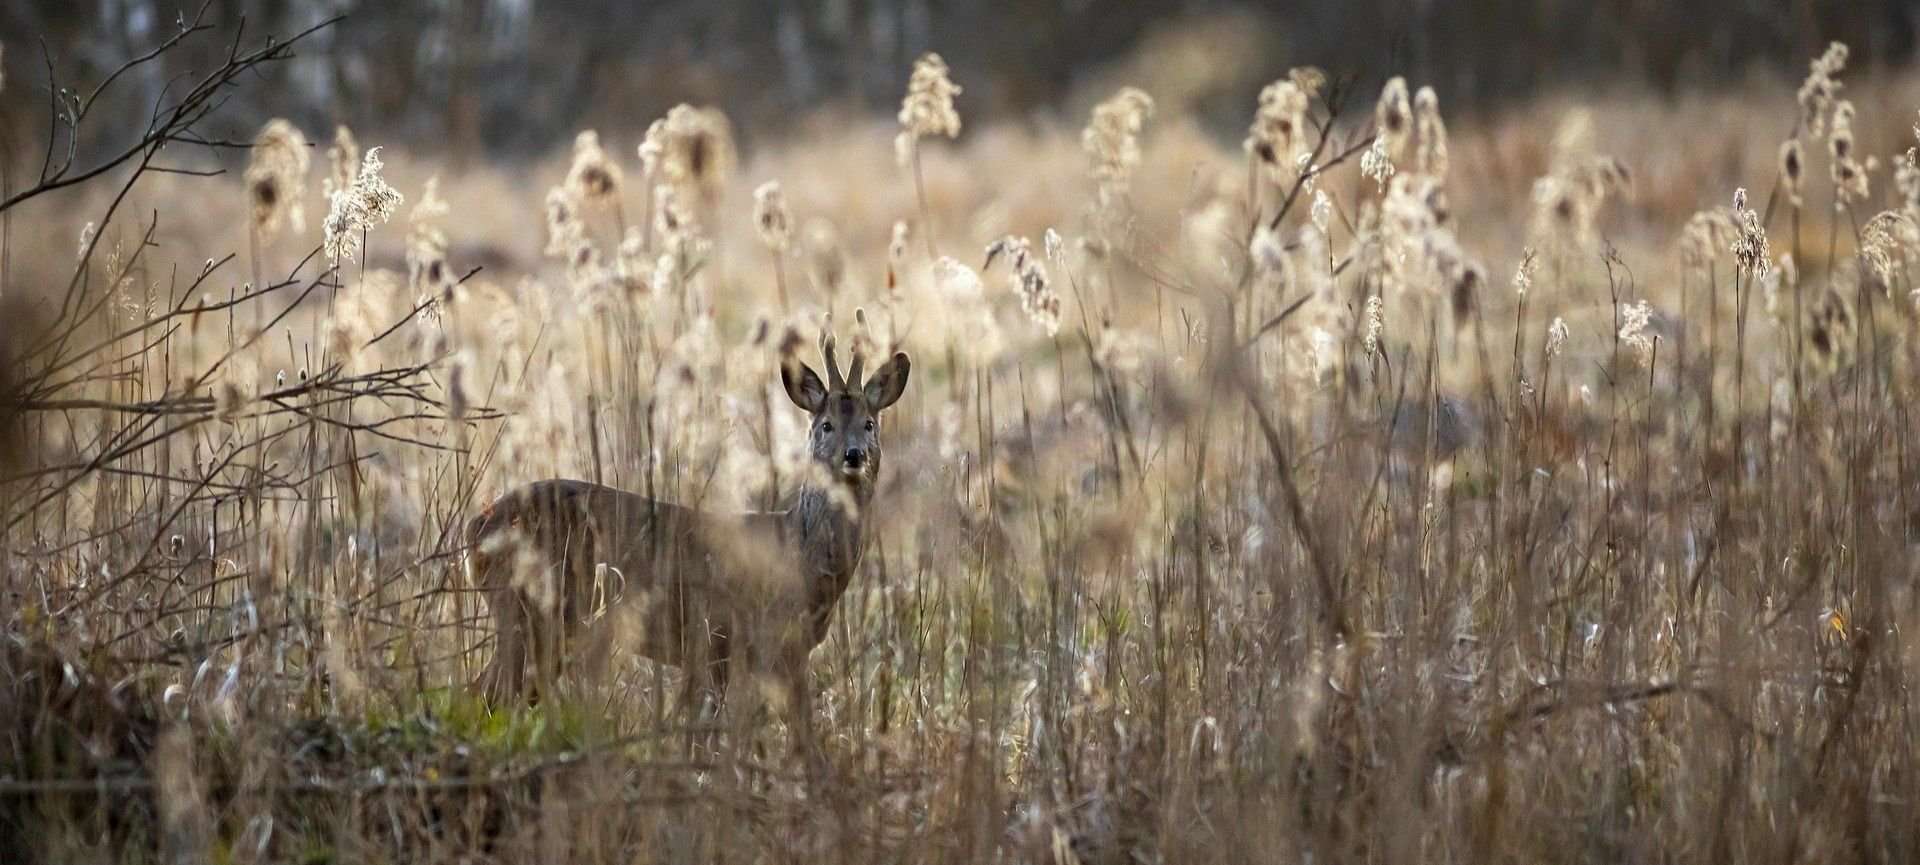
[782,359,827,413]
[863,351,911,412]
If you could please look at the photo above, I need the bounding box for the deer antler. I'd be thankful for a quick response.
[846,307,875,389]
[845,345,866,391]
[820,328,846,392]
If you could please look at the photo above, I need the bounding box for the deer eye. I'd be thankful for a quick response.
[820,422,833,434]
[864,419,875,432]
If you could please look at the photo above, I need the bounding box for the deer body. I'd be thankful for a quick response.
[468,338,910,727]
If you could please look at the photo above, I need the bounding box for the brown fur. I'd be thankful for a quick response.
[468,344,910,739]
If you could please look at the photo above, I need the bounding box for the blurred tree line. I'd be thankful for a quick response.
[0,0,1913,162]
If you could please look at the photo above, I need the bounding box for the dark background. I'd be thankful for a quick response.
[2,0,1914,161]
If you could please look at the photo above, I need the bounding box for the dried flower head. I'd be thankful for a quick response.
[933,256,1004,362]
[898,53,963,146]
[1085,87,1155,206]
[1618,299,1655,365]
[652,185,706,263]
[1250,224,1289,278]
[640,105,737,203]
[1730,187,1771,276]
[1806,285,1856,375]
[1762,252,1797,324]
[1361,137,1396,191]
[1780,138,1806,209]
[803,219,848,300]
[616,227,650,295]
[1413,86,1449,180]
[1289,66,1327,100]
[1246,79,1309,184]
[986,235,1059,337]
[1680,207,1739,271]
[323,125,360,202]
[1379,173,1471,297]
[566,130,624,205]
[246,119,310,237]
[1897,145,1920,215]
[544,187,586,259]
[1376,77,1412,161]
[1830,100,1869,204]
[1512,249,1537,296]
[753,181,793,252]
[1545,316,1570,358]
[1530,156,1630,251]
[1860,210,1919,291]
[408,177,452,298]
[1311,189,1333,233]
[1797,42,1849,140]
[321,146,403,264]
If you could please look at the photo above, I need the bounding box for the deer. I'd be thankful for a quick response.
[466,331,911,746]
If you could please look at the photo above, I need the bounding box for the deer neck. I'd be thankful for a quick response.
[782,479,871,620]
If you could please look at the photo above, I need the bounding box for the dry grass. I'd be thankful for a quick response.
[5,19,1920,864]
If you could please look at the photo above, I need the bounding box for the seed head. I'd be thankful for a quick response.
[1829,100,1869,204]
[1780,138,1806,209]
[1376,77,1412,162]
[321,147,403,264]
[803,219,847,300]
[1545,316,1569,358]
[544,187,586,259]
[753,181,793,252]
[1086,87,1155,206]
[1512,249,1537,297]
[898,53,963,146]
[1043,228,1066,266]
[1250,224,1288,278]
[640,105,737,203]
[653,184,699,252]
[1896,145,1920,215]
[1618,299,1655,366]
[1245,78,1308,184]
[1731,187,1770,276]
[1413,86,1449,180]
[1361,137,1395,191]
[933,256,1003,362]
[1311,189,1333,233]
[323,125,360,202]
[1860,211,1919,291]
[1680,208,1738,271]
[566,130,624,205]
[986,235,1059,337]
[408,177,452,298]
[1797,42,1849,140]
[1806,285,1856,376]
[246,119,310,237]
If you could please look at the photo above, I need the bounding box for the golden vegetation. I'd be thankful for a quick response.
[5,17,1920,864]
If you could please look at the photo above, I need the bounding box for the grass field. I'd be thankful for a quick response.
[4,18,1920,864]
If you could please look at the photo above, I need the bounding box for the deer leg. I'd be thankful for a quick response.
[478,581,527,704]
[528,595,562,705]
[702,628,731,759]
[783,646,824,781]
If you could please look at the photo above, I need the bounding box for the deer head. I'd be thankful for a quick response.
[781,330,911,493]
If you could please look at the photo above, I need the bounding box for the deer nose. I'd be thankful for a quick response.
[843,447,867,469]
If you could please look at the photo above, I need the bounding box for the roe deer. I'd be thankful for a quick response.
[467,332,910,736]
